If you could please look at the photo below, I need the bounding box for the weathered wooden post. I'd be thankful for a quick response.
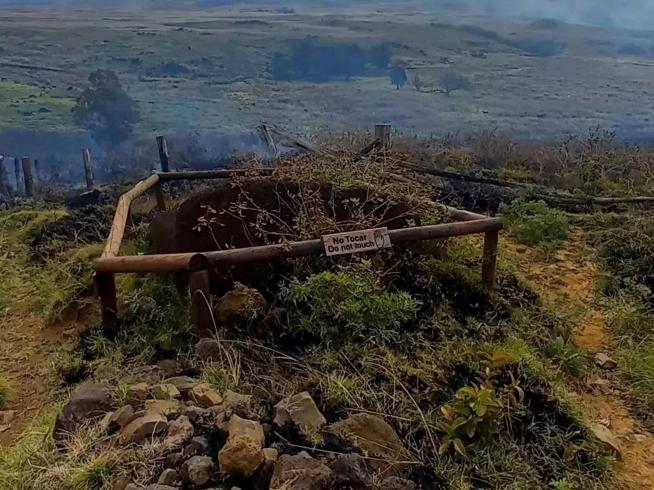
[154,183,167,211]
[0,156,10,196]
[156,135,170,173]
[481,230,499,290]
[189,270,213,335]
[21,157,34,197]
[82,148,95,190]
[375,124,392,149]
[96,272,118,337]
[14,157,21,194]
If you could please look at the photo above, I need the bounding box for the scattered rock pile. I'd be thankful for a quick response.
[52,344,418,489]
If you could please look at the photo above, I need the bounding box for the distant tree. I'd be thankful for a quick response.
[73,70,138,147]
[370,43,393,69]
[440,70,471,95]
[269,38,370,82]
[390,65,408,89]
[411,72,424,92]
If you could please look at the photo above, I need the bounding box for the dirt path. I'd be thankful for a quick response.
[0,311,69,448]
[507,233,654,489]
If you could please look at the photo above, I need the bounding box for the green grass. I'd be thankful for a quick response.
[0,209,105,322]
[0,80,75,130]
[500,199,569,249]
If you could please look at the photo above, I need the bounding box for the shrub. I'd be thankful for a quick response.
[595,218,654,299]
[281,264,418,343]
[500,199,569,247]
[440,70,471,95]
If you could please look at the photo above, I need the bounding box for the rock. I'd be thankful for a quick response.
[263,447,279,464]
[164,415,195,451]
[121,413,168,444]
[180,455,214,487]
[270,452,333,490]
[184,435,211,458]
[327,414,405,472]
[587,377,614,395]
[205,405,227,426]
[195,338,221,362]
[274,391,326,435]
[145,399,183,419]
[330,453,371,489]
[223,390,254,418]
[158,468,179,486]
[165,451,185,468]
[157,359,182,377]
[102,405,136,433]
[53,383,113,445]
[380,477,417,490]
[260,447,279,481]
[218,415,265,477]
[109,474,132,490]
[185,405,208,423]
[595,353,618,370]
[144,485,177,490]
[126,383,150,404]
[151,383,181,400]
[165,376,199,393]
[189,383,223,408]
[591,423,623,461]
[214,284,266,325]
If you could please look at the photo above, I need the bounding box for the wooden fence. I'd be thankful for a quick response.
[93,161,501,336]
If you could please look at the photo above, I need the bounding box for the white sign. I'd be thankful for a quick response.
[322,228,392,257]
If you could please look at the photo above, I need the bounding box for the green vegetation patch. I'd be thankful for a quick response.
[589,213,654,426]
[0,80,75,130]
[500,199,569,248]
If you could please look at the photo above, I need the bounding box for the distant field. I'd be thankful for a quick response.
[1,3,654,141]
[0,80,74,129]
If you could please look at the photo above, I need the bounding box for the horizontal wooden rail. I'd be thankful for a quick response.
[157,168,274,181]
[93,218,501,274]
[188,218,502,271]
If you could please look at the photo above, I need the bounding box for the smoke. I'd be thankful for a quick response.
[467,0,654,30]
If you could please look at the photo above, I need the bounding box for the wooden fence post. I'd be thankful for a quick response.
[189,269,213,335]
[14,157,21,194]
[0,156,10,196]
[82,149,95,190]
[482,230,499,290]
[154,183,167,211]
[21,157,33,197]
[96,272,118,337]
[375,124,392,149]
[156,136,170,173]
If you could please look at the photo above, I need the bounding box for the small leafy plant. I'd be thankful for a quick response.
[438,352,525,457]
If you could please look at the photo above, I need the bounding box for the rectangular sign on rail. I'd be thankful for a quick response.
[322,227,392,257]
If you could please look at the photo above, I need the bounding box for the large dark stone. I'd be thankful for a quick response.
[53,383,113,446]
[330,453,371,489]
